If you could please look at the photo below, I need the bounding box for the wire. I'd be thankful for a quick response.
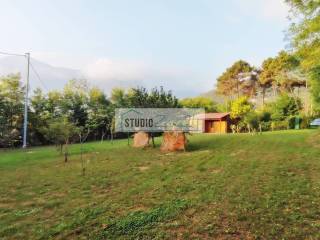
[29,61,49,91]
[0,51,26,57]
[0,51,49,92]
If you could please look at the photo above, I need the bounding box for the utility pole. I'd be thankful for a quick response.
[22,53,30,148]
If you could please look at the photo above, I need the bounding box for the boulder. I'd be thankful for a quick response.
[160,131,187,152]
[133,132,150,148]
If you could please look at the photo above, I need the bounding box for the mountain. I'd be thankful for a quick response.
[0,56,82,91]
[200,89,226,103]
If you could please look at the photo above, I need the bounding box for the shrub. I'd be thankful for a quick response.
[271,121,288,130]
[267,94,302,121]
[260,121,271,131]
[244,111,259,131]
[300,115,312,129]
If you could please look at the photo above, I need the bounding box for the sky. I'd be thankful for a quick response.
[0,0,291,97]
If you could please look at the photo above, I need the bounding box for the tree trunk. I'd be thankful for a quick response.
[259,123,262,134]
[262,87,266,106]
[101,131,106,143]
[64,151,68,162]
[64,140,68,163]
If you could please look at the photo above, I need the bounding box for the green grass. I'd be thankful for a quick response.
[1,130,320,239]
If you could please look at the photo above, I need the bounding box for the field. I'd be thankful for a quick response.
[1,130,320,239]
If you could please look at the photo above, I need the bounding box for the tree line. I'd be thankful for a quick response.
[0,75,179,148]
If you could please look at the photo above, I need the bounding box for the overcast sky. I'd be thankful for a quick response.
[0,0,290,97]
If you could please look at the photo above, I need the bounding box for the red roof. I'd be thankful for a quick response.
[195,112,230,120]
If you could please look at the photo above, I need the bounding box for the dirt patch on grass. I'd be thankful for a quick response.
[51,192,67,198]
[0,202,13,209]
[307,131,320,148]
[20,200,39,207]
[229,150,246,157]
[138,166,150,171]
[210,168,222,174]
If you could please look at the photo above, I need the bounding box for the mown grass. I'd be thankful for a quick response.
[0,130,320,239]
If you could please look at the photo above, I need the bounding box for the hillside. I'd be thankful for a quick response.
[201,87,310,108]
[1,130,320,239]
[0,56,82,91]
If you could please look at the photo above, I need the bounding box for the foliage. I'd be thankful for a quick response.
[216,60,256,98]
[0,76,180,148]
[0,74,24,147]
[41,116,79,162]
[309,66,320,113]
[41,117,79,147]
[271,120,290,131]
[243,111,259,131]
[179,97,217,112]
[111,86,179,108]
[259,51,304,96]
[300,114,313,129]
[267,94,302,121]
[286,0,320,111]
[230,96,253,119]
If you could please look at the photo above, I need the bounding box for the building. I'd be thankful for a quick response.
[196,113,231,133]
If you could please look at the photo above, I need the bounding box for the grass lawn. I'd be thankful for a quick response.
[1,130,320,239]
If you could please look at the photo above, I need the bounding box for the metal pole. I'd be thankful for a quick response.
[22,53,30,148]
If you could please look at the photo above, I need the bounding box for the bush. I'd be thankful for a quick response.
[267,94,302,121]
[271,121,288,130]
[244,111,259,131]
[260,121,271,131]
[300,115,312,129]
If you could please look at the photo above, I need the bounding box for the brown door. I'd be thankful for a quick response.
[205,121,214,133]
[213,121,220,133]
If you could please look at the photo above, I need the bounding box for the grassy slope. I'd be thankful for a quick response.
[0,130,320,239]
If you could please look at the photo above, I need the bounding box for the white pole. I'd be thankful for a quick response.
[22,53,30,148]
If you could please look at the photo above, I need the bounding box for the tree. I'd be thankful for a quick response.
[216,60,256,98]
[110,86,179,108]
[286,0,320,112]
[243,111,260,133]
[61,79,89,127]
[0,74,25,147]
[147,87,179,108]
[230,97,253,132]
[87,87,112,141]
[259,51,306,107]
[111,88,129,107]
[109,86,179,146]
[230,96,253,119]
[179,97,217,112]
[267,93,302,121]
[41,117,79,162]
[259,58,275,104]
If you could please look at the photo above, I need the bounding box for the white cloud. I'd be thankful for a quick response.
[82,58,147,83]
[81,58,207,97]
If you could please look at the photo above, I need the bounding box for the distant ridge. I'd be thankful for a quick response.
[0,56,82,91]
[200,89,225,103]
